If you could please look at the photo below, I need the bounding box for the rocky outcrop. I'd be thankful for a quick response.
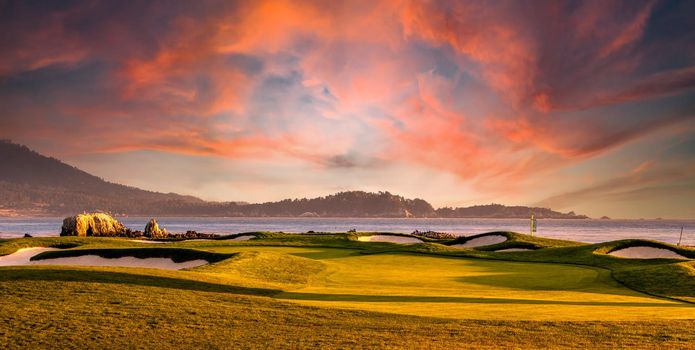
[61,213,127,236]
[168,230,219,239]
[144,218,168,238]
[412,230,456,240]
[59,214,215,239]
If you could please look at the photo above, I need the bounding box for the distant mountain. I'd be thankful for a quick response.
[0,141,589,219]
[0,140,205,216]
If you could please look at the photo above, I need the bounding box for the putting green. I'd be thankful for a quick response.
[195,246,694,321]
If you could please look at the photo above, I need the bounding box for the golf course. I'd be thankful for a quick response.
[1,231,694,349]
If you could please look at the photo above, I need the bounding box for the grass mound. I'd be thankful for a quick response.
[594,239,695,260]
[613,262,695,303]
[196,251,326,287]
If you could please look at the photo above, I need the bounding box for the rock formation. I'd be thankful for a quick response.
[144,218,168,238]
[167,230,219,239]
[61,213,127,236]
[412,230,456,239]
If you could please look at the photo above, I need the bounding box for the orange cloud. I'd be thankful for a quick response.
[1,0,693,206]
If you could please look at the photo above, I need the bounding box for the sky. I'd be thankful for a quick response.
[0,0,694,219]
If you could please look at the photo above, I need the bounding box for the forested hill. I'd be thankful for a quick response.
[435,204,587,219]
[0,141,204,216]
[0,141,588,218]
[238,191,434,217]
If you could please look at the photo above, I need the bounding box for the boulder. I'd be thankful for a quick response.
[144,218,168,238]
[61,213,127,236]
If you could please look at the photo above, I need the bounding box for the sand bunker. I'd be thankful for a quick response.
[608,246,690,260]
[0,247,207,270]
[33,256,207,270]
[232,235,255,241]
[495,248,533,252]
[129,240,168,244]
[357,235,423,244]
[0,247,59,266]
[452,235,507,248]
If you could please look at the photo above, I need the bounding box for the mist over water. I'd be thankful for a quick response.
[1,217,693,245]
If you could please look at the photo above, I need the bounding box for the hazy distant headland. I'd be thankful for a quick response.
[0,141,587,219]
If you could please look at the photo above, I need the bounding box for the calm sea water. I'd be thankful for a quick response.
[0,217,693,245]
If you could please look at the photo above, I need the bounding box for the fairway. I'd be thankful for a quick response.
[191,245,695,320]
[1,234,694,348]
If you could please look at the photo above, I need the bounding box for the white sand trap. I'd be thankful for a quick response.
[0,247,207,270]
[32,256,208,270]
[452,235,507,248]
[129,240,169,244]
[495,248,533,252]
[231,235,255,241]
[0,247,59,266]
[357,235,423,244]
[608,246,690,260]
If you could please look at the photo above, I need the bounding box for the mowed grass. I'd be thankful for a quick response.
[190,246,694,320]
[1,234,694,348]
[1,267,694,349]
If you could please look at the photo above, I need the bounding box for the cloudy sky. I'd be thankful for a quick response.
[1,0,694,218]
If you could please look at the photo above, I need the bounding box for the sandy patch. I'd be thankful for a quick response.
[495,248,533,252]
[452,235,507,248]
[231,235,255,241]
[32,256,208,270]
[128,240,169,244]
[357,235,422,244]
[608,246,689,260]
[0,247,207,270]
[0,247,59,266]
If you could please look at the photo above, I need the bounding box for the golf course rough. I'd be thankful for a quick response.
[1,232,694,349]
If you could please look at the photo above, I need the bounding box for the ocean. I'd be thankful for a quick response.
[0,217,693,245]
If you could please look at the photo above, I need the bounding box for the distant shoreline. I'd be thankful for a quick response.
[0,214,598,219]
[2,215,693,221]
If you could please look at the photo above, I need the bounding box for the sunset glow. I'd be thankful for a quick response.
[1,0,693,218]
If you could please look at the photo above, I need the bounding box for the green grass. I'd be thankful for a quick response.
[2,270,693,349]
[265,250,694,321]
[1,232,694,348]
[195,250,327,288]
[613,262,695,303]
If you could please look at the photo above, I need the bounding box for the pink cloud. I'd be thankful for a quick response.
[0,0,693,203]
